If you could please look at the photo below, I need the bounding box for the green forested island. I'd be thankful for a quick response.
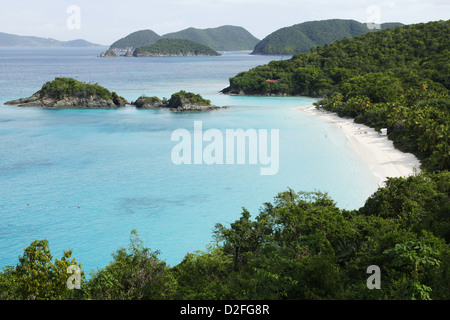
[252,19,403,55]
[132,90,225,111]
[224,20,449,172]
[108,25,259,52]
[109,29,161,51]
[133,38,220,57]
[162,25,260,51]
[4,77,128,108]
[0,32,102,47]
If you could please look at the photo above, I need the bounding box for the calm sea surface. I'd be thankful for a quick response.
[0,48,378,272]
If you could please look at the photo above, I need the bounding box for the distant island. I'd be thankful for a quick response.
[222,20,449,173]
[4,78,127,108]
[104,21,407,57]
[101,39,220,57]
[109,29,161,52]
[132,90,227,112]
[132,39,220,57]
[252,19,403,55]
[162,25,260,51]
[107,25,259,52]
[0,32,103,47]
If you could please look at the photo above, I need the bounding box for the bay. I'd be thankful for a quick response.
[0,48,378,273]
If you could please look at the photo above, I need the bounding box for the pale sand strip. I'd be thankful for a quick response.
[297,105,422,187]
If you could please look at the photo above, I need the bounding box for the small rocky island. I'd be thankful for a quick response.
[99,49,133,57]
[132,91,227,112]
[99,49,117,57]
[100,39,220,58]
[4,77,128,108]
[4,78,225,112]
[133,39,221,57]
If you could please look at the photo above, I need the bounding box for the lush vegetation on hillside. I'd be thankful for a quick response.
[39,77,118,101]
[1,170,449,300]
[162,25,260,51]
[109,29,161,50]
[225,20,450,172]
[132,91,213,109]
[168,90,212,107]
[133,39,220,56]
[252,19,403,55]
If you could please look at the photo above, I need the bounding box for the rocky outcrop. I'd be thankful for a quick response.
[166,93,222,111]
[167,102,225,112]
[99,49,117,57]
[220,86,245,95]
[131,91,228,112]
[133,52,219,57]
[132,96,163,109]
[4,78,128,108]
[120,51,133,57]
[4,93,45,107]
[5,93,127,108]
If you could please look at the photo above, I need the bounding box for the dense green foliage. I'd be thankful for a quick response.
[133,39,220,56]
[252,19,403,55]
[39,77,117,100]
[226,20,450,171]
[1,171,449,300]
[82,230,176,299]
[162,25,260,51]
[109,26,259,52]
[109,29,161,50]
[168,90,211,107]
[138,96,162,103]
[0,240,84,300]
[132,91,212,109]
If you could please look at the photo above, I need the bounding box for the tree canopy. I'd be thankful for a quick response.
[225,20,450,171]
[1,171,449,300]
[109,29,161,51]
[162,25,260,51]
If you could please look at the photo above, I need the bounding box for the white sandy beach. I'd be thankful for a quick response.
[297,105,422,188]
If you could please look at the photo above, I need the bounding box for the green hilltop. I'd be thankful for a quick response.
[252,19,403,55]
[162,25,260,51]
[224,20,450,172]
[5,77,128,108]
[109,29,161,51]
[133,38,220,57]
[108,26,259,52]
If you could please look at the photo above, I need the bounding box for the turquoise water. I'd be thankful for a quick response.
[0,48,378,272]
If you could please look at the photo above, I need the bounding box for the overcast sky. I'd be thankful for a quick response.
[0,0,448,45]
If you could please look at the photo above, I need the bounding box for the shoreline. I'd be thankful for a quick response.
[296,105,422,188]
